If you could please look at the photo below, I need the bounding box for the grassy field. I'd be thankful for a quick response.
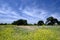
[0,25,60,40]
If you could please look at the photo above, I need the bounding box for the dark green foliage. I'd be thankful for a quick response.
[37,20,44,25]
[12,19,27,25]
[46,17,59,25]
[34,23,37,25]
[0,23,7,25]
[57,21,60,25]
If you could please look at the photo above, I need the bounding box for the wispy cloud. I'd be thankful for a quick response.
[51,13,60,21]
[20,7,49,19]
[0,0,60,23]
[0,4,27,23]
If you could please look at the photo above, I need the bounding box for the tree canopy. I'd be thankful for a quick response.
[37,20,44,25]
[12,19,27,25]
[46,17,59,25]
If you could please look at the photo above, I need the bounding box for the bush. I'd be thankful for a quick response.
[37,20,44,25]
[12,19,28,25]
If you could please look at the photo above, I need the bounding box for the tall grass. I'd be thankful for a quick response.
[0,25,60,40]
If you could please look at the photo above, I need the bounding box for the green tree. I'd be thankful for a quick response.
[37,20,44,25]
[57,21,60,25]
[46,17,58,25]
[12,19,27,25]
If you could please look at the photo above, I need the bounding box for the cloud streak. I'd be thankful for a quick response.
[0,4,27,23]
[0,0,60,24]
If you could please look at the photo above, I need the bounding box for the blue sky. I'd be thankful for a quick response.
[0,0,60,24]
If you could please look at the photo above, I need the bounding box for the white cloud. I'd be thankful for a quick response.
[0,4,26,18]
[0,4,27,23]
[51,13,60,21]
[21,7,48,20]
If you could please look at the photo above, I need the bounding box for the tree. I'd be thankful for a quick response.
[12,19,27,25]
[46,16,58,25]
[34,23,37,25]
[37,20,44,25]
[0,23,7,25]
[12,21,17,25]
[57,21,60,25]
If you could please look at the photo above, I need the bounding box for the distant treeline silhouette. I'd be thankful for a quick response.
[0,16,60,25]
[12,16,60,25]
[0,23,7,25]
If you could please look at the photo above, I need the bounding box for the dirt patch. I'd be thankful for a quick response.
[16,26,35,30]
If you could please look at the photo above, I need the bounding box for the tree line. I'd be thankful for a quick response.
[0,16,60,25]
[12,16,60,25]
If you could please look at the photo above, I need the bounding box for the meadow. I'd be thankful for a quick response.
[0,25,60,40]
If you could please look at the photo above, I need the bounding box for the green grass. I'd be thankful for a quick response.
[0,25,60,40]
